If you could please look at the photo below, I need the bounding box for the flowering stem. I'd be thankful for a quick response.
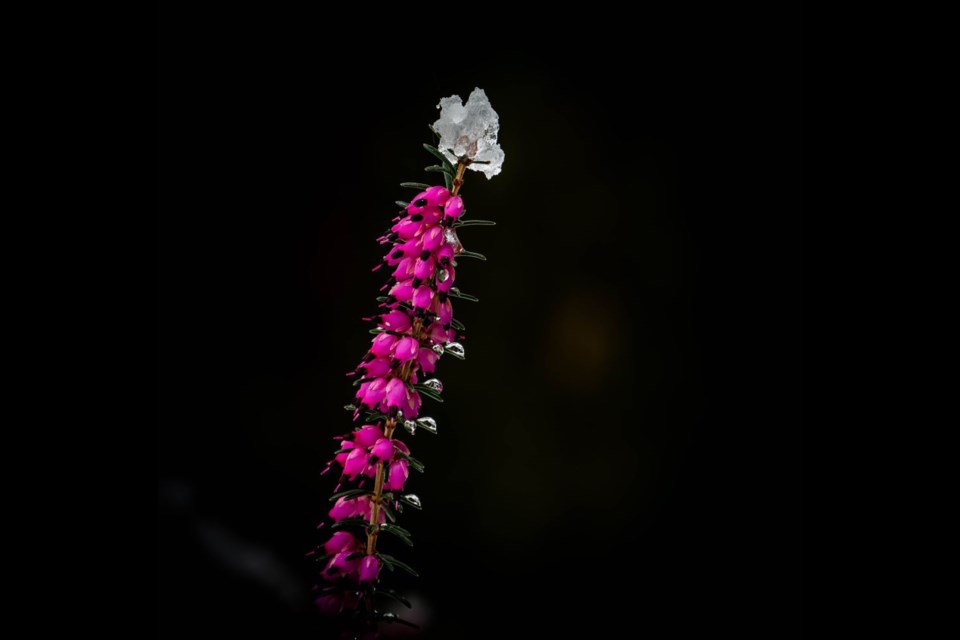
[365,319,425,555]
[366,162,466,558]
[367,159,470,556]
[316,89,503,622]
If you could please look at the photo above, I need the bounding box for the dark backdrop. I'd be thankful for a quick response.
[158,8,802,639]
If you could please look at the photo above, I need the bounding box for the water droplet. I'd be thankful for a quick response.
[416,417,437,434]
[443,228,464,254]
[422,378,443,392]
[431,343,445,355]
[444,342,465,359]
[437,268,449,283]
[403,494,422,508]
[403,419,417,435]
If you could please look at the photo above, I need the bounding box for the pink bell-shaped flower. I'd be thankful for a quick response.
[323,531,360,556]
[370,333,398,357]
[354,425,383,448]
[418,347,439,374]
[394,336,419,362]
[369,437,394,463]
[358,555,381,584]
[413,285,434,309]
[444,195,464,219]
[386,458,409,492]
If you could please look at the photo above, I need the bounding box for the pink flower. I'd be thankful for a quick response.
[391,216,426,240]
[369,437,394,463]
[392,257,415,281]
[413,285,434,309]
[394,336,419,362]
[413,255,436,280]
[435,297,453,325]
[400,389,421,419]
[388,279,415,304]
[314,590,358,615]
[444,195,464,219]
[436,265,455,293]
[323,550,360,579]
[384,377,409,410]
[358,555,381,584]
[386,459,409,492]
[341,447,370,479]
[354,425,383,448]
[380,310,412,333]
[323,531,361,556]
[421,225,444,252]
[436,243,455,268]
[355,376,387,409]
[358,356,391,378]
[370,333,397,357]
[418,347,439,373]
[329,495,384,524]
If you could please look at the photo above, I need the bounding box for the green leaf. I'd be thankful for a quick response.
[379,524,414,546]
[380,502,397,523]
[343,404,356,411]
[379,553,419,577]
[457,250,487,261]
[375,588,412,608]
[444,171,453,190]
[425,165,454,177]
[331,518,370,531]
[453,219,497,227]
[395,449,426,473]
[413,386,443,403]
[450,317,466,331]
[400,182,431,190]
[447,289,479,302]
[383,522,412,537]
[329,488,371,502]
[423,144,454,172]
[377,612,419,629]
[395,200,409,209]
[369,327,385,334]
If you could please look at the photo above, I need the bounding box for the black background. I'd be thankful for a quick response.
[158,8,802,639]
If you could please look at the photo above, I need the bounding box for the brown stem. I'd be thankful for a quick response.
[366,318,424,556]
[452,160,468,195]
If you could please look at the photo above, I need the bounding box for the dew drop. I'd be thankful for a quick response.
[403,419,417,435]
[422,378,443,392]
[444,342,465,359]
[443,228,464,254]
[415,417,438,434]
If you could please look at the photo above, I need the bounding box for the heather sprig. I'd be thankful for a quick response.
[310,89,502,630]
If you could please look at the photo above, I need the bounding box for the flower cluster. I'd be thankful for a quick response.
[312,182,482,619]
[312,90,501,630]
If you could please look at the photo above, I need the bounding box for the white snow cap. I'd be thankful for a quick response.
[433,88,504,179]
